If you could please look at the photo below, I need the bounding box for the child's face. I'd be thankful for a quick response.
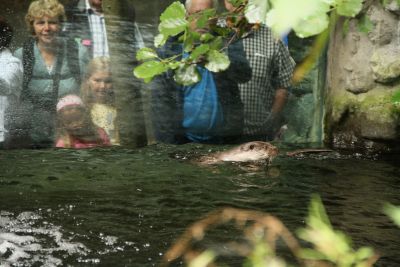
[88,71,113,104]
[60,106,91,137]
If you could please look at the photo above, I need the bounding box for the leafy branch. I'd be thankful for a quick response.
[133,0,365,85]
[134,1,251,86]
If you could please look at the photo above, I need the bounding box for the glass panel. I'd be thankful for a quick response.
[0,0,324,149]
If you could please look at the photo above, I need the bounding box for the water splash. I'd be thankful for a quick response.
[0,210,88,266]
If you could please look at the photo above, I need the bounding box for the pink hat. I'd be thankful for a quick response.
[56,94,84,112]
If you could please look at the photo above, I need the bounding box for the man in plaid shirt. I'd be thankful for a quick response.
[225,0,295,141]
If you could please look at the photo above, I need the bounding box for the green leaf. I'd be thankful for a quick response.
[308,194,331,227]
[193,8,216,29]
[174,64,201,85]
[190,44,210,60]
[183,36,195,53]
[357,14,374,34]
[381,0,390,6]
[227,0,245,8]
[205,50,230,72]
[136,47,158,61]
[168,61,181,70]
[336,0,363,17]
[266,0,331,37]
[143,77,152,83]
[391,89,400,105]
[209,36,223,51]
[293,13,330,38]
[298,248,329,260]
[383,203,400,226]
[154,33,167,48]
[354,247,374,261]
[182,31,201,53]
[188,250,216,267]
[209,25,232,38]
[245,0,270,24]
[158,1,188,37]
[342,18,350,38]
[200,33,215,42]
[133,60,167,82]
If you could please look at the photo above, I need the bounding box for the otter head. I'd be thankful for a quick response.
[217,141,279,163]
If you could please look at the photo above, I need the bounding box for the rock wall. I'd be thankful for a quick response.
[326,0,400,152]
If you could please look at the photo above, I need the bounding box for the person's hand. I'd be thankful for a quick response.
[265,112,283,141]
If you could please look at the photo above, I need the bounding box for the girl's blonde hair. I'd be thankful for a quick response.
[25,0,66,35]
[81,56,115,106]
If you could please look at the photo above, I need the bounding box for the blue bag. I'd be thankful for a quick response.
[182,67,224,142]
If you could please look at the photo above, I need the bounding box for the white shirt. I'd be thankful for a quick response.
[85,0,109,57]
[0,48,23,142]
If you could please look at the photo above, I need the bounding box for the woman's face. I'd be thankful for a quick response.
[88,71,113,104]
[33,15,60,45]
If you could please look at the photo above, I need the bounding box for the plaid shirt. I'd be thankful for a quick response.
[239,26,295,136]
[86,0,109,57]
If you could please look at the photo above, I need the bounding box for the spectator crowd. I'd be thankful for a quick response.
[0,0,295,149]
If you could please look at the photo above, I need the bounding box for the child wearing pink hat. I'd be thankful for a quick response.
[55,94,110,148]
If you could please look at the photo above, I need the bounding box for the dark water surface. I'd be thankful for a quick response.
[0,144,399,266]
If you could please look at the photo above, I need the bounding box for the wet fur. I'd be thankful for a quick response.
[196,141,279,165]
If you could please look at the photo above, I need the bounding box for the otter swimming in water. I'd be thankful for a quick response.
[196,141,279,165]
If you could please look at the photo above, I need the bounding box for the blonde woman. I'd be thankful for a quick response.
[81,56,120,145]
[14,0,89,148]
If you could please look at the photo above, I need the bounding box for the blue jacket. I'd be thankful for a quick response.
[151,37,251,144]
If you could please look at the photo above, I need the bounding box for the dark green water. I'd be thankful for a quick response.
[0,144,399,266]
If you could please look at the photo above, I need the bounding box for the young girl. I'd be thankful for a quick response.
[81,57,120,145]
[55,94,111,148]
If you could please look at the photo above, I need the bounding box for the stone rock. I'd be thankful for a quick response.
[359,116,398,140]
[349,32,360,55]
[384,0,400,16]
[370,45,400,83]
[358,90,400,140]
[327,89,400,151]
[344,64,375,94]
[326,3,400,153]
[331,130,397,152]
[367,4,397,45]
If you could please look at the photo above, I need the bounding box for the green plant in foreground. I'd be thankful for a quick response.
[161,195,380,267]
[383,203,400,227]
[297,195,376,267]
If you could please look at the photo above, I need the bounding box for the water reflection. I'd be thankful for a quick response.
[1,0,148,149]
[55,94,111,148]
